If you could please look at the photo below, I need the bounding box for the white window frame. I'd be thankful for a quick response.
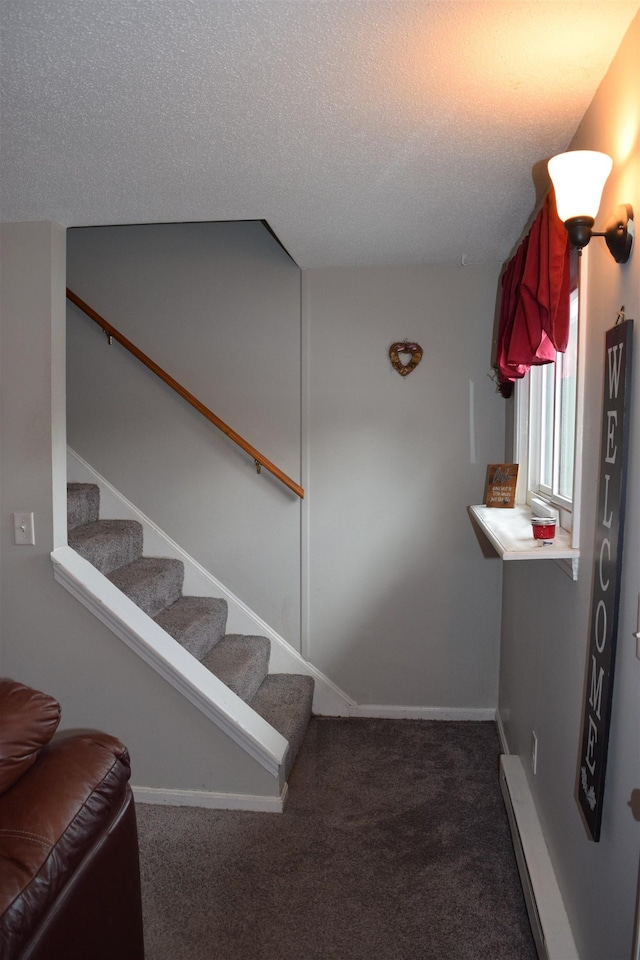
[513,247,587,569]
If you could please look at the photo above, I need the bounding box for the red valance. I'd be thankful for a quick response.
[495,191,570,397]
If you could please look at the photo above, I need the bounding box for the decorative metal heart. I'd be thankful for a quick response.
[389,340,423,376]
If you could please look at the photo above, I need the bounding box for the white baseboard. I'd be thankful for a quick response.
[132,782,288,813]
[349,704,497,721]
[500,755,580,960]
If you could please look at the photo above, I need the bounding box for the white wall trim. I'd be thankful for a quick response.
[495,708,509,753]
[300,270,311,664]
[349,704,497,721]
[51,544,288,781]
[67,448,355,717]
[51,222,69,551]
[132,783,289,813]
[500,755,580,960]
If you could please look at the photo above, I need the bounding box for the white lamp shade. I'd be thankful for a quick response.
[548,150,613,222]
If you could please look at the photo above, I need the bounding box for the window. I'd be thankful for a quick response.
[528,286,578,519]
[515,247,584,547]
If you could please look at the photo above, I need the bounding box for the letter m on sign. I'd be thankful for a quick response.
[588,656,604,720]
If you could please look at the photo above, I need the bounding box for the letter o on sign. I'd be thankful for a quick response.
[595,599,607,653]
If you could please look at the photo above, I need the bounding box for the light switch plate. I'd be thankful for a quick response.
[13,512,35,545]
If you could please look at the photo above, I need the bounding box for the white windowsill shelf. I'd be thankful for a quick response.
[469,505,579,580]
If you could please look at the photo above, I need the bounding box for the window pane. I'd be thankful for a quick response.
[558,291,579,499]
[539,363,554,489]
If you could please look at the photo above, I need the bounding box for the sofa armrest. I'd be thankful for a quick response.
[0,730,132,955]
[0,680,61,795]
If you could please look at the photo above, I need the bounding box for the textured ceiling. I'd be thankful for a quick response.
[1,1,638,268]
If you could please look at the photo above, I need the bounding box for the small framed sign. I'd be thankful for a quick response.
[484,464,519,508]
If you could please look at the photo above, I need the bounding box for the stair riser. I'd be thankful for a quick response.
[69,521,143,576]
[201,635,270,703]
[250,675,315,780]
[109,559,184,618]
[157,608,228,660]
[67,482,100,530]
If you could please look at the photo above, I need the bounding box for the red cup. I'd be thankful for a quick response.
[531,517,556,543]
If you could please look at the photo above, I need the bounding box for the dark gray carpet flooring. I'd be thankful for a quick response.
[135,718,536,960]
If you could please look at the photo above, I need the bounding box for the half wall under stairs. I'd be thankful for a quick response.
[51,450,354,811]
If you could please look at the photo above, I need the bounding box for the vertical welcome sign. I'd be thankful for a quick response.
[577,319,633,841]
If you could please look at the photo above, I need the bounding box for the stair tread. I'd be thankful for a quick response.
[68,519,143,575]
[201,634,270,702]
[249,674,314,778]
[108,557,184,618]
[154,596,228,660]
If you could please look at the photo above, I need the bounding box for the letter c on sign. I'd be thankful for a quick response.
[599,539,611,592]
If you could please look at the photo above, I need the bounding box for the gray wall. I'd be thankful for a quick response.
[69,224,505,709]
[304,264,505,707]
[68,224,505,709]
[498,14,640,959]
[67,221,302,647]
[0,221,281,799]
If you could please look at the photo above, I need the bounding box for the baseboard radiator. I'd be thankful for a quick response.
[500,755,580,960]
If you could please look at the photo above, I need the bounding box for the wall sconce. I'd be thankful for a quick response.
[548,150,634,263]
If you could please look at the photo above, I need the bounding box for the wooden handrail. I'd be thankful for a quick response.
[66,288,304,499]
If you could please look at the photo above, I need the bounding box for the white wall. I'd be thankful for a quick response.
[0,221,281,800]
[67,221,302,647]
[498,14,640,959]
[304,264,505,709]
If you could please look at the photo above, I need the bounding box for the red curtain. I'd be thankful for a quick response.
[495,191,570,397]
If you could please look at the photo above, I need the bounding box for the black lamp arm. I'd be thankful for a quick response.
[563,204,633,263]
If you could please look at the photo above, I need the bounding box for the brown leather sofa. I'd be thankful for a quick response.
[0,679,145,960]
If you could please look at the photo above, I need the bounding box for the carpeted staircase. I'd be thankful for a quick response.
[67,482,313,780]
